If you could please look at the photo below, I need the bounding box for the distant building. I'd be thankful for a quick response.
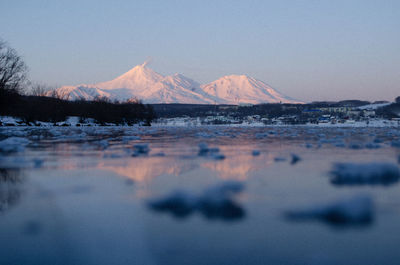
[239,103,253,107]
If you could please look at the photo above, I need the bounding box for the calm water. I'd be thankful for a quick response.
[1,126,400,265]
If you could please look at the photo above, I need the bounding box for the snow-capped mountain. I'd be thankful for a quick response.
[201,75,300,104]
[47,63,301,104]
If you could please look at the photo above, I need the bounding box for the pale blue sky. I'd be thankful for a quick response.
[1,0,399,102]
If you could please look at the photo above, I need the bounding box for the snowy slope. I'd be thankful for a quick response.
[201,75,301,104]
[48,63,301,104]
[357,102,391,110]
[45,85,112,100]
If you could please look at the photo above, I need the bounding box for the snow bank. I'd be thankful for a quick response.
[148,181,245,220]
[285,194,374,226]
[330,162,400,186]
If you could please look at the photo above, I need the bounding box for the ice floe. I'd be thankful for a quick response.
[391,141,400,148]
[198,143,225,160]
[148,181,245,220]
[152,152,165,157]
[132,144,150,157]
[365,143,381,149]
[274,157,287,162]
[285,194,374,226]
[348,143,364,150]
[97,139,109,149]
[255,132,269,139]
[291,154,301,165]
[0,137,30,153]
[330,162,400,186]
[122,135,141,143]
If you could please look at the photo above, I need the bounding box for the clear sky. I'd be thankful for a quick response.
[1,0,399,102]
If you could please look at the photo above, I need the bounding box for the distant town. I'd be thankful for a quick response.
[153,99,400,127]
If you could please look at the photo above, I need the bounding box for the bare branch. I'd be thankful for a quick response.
[0,39,27,93]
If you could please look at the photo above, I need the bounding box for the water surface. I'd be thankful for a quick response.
[1,126,400,265]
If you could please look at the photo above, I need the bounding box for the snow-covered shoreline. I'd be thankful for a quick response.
[152,117,400,128]
[2,115,400,128]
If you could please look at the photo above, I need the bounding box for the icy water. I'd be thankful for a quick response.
[1,126,400,265]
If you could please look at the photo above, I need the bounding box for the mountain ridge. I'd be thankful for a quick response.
[47,63,302,104]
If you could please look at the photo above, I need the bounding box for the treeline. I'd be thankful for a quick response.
[152,100,381,119]
[0,38,155,126]
[0,90,155,125]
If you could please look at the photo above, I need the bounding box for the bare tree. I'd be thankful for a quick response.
[0,39,27,94]
[126,97,140,104]
[30,82,51,96]
[49,89,70,100]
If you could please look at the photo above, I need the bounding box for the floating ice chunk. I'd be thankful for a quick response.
[103,153,124,159]
[330,162,400,186]
[9,130,28,137]
[255,132,268,139]
[319,139,336,144]
[148,181,245,220]
[211,153,225,160]
[132,143,150,157]
[33,159,44,168]
[122,135,141,143]
[274,157,286,162]
[252,150,260,156]
[97,139,109,149]
[48,128,63,137]
[291,154,301,165]
[0,137,30,153]
[348,143,363,149]
[198,142,210,156]
[195,132,214,138]
[365,143,381,149]
[198,181,245,219]
[285,194,374,226]
[334,141,346,148]
[149,191,199,217]
[198,143,223,160]
[391,141,400,148]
